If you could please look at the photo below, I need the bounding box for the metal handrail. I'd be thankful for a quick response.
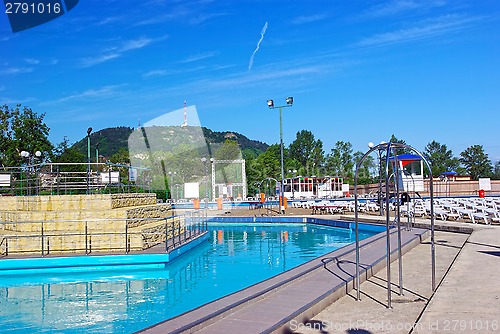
[0,210,208,257]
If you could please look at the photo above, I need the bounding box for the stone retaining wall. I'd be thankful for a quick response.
[125,204,172,228]
[0,193,157,212]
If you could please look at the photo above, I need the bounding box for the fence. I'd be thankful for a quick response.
[0,210,208,257]
[354,179,500,198]
[0,162,153,196]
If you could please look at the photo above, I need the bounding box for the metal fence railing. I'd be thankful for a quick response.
[0,210,208,257]
[0,162,153,196]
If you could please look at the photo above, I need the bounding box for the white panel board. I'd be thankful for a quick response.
[478,178,492,191]
[100,172,120,184]
[0,174,10,187]
[184,182,199,199]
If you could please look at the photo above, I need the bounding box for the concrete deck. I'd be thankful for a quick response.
[140,213,500,333]
[286,218,500,334]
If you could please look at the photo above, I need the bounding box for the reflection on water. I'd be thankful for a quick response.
[0,224,374,333]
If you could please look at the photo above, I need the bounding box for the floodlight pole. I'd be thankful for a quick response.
[86,127,92,195]
[267,97,293,214]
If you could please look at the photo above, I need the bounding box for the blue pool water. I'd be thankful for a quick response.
[0,223,376,333]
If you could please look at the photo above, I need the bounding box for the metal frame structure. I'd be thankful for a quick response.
[211,159,247,200]
[0,162,152,196]
[354,142,435,308]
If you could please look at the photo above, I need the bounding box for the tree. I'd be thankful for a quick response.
[52,137,85,165]
[353,151,376,184]
[424,140,460,176]
[389,134,406,146]
[0,105,15,166]
[493,161,500,180]
[253,144,281,181]
[0,104,53,166]
[459,145,493,180]
[213,140,241,160]
[288,130,324,175]
[109,147,130,164]
[326,141,354,180]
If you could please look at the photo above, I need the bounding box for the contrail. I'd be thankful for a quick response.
[248,22,268,71]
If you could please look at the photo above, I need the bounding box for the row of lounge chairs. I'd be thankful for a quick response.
[291,200,353,215]
[291,197,500,224]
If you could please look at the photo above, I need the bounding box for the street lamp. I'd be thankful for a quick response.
[20,150,41,195]
[168,171,177,201]
[288,169,297,199]
[87,127,92,195]
[368,141,386,216]
[267,96,293,213]
[201,157,210,210]
[95,141,100,173]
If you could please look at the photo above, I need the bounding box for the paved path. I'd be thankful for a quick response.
[292,224,500,334]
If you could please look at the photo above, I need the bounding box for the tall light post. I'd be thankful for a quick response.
[201,157,212,209]
[21,150,41,196]
[368,141,386,216]
[288,169,297,199]
[168,171,177,201]
[267,96,293,214]
[86,127,92,195]
[95,141,100,174]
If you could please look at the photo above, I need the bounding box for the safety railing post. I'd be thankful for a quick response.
[165,218,169,252]
[41,221,45,257]
[85,220,88,255]
[125,221,129,254]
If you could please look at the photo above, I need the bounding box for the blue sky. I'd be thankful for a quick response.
[1,0,499,162]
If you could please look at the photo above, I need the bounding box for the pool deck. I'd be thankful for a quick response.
[140,212,500,334]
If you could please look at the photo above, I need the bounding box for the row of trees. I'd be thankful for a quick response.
[243,130,500,194]
[2,105,499,196]
[0,105,128,169]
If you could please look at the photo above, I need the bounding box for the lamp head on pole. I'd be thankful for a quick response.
[267,99,274,108]
[20,151,29,158]
[87,127,93,136]
[368,142,374,148]
[286,96,293,105]
[35,151,41,157]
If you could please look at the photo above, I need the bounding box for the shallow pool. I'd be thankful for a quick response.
[0,223,376,333]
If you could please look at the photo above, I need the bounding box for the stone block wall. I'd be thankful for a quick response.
[125,204,172,228]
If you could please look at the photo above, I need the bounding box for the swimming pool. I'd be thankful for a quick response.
[0,222,377,333]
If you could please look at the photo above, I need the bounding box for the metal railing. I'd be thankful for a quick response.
[0,162,153,196]
[0,210,208,257]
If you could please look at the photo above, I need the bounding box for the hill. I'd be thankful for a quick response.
[71,126,269,159]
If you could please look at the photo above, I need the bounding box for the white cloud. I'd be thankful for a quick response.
[0,67,33,75]
[355,14,480,48]
[80,36,167,67]
[40,85,124,105]
[205,65,323,89]
[180,51,219,63]
[81,54,120,67]
[25,58,40,65]
[291,14,328,25]
[248,22,268,71]
[120,37,152,52]
[143,69,172,78]
[364,0,447,18]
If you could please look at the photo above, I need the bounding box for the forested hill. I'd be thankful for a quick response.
[71,126,269,158]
